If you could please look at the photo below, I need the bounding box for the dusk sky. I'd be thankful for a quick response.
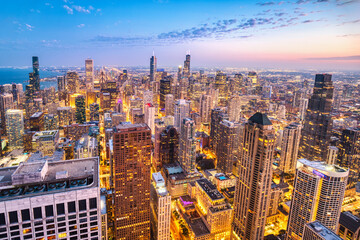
[1,0,360,70]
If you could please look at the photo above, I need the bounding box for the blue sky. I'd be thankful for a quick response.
[0,0,360,70]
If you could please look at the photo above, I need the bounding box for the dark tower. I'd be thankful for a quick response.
[299,74,334,161]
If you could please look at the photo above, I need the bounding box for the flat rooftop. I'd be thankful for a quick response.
[0,157,99,201]
[197,178,224,201]
[306,221,342,240]
[298,158,348,177]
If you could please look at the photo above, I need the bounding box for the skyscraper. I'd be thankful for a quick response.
[112,123,151,239]
[66,71,79,93]
[159,126,179,166]
[150,172,171,240]
[0,93,14,130]
[216,120,241,174]
[75,95,86,124]
[150,54,157,82]
[183,53,190,77]
[174,99,190,130]
[299,74,334,161]
[160,78,171,110]
[200,94,212,123]
[232,112,275,240]
[215,71,228,103]
[179,118,196,174]
[30,56,40,91]
[286,159,348,240]
[165,94,174,116]
[90,102,100,121]
[85,59,94,91]
[279,122,302,174]
[144,103,155,134]
[210,108,228,152]
[337,127,360,187]
[5,109,24,149]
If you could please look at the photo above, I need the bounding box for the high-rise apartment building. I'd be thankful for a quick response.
[298,98,308,122]
[150,54,157,82]
[144,103,155,134]
[66,71,79,93]
[232,112,275,240]
[216,120,240,174]
[75,95,86,124]
[179,118,196,174]
[279,122,302,174]
[112,123,151,239]
[174,99,190,130]
[57,107,73,126]
[57,76,66,92]
[150,172,171,240]
[227,95,241,123]
[5,109,24,149]
[85,59,94,91]
[299,74,334,161]
[0,157,101,240]
[0,93,14,130]
[286,159,348,240]
[215,71,228,103]
[165,94,174,116]
[200,94,212,123]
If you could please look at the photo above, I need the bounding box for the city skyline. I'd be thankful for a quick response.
[1,0,360,70]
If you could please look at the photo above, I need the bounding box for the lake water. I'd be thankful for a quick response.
[0,68,59,90]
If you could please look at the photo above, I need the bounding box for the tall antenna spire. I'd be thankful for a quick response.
[152,49,155,56]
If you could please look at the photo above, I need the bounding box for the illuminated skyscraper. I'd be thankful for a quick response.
[299,74,334,161]
[215,71,228,103]
[165,94,174,116]
[286,159,348,240]
[279,122,302,174]
[57,107,73,126]
[179,118,196,174]
[248,71,258,85]
[44,114,58,130]
[183,53,191,77]
[227,95,241,122]
[112,123,151,239]
[85,59,94,90]
[90,103,100,121]
[150,54,157,82]
[232,112,275,240]
[29,111,44,131]
[298,98,308,122]
[150,172,171,240]
[174,99,190,130]
[75,95,86,124]
[0,93,14,130]
[337,128,360,187]
[29,56,40,91]
[57,75,66,92]
[160,78,171,110]
[216,120,240,174]
[66,71,79,93]
[5,109,24,149]
[144,103,155,134]
[200,94,212,123]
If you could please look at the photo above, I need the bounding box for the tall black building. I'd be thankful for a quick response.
[29,56,40,91]
[150,54,157,82]
[337,128,360,188]
[183,53,190,77]
[159,78,171,110]
[299,74,334,161]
